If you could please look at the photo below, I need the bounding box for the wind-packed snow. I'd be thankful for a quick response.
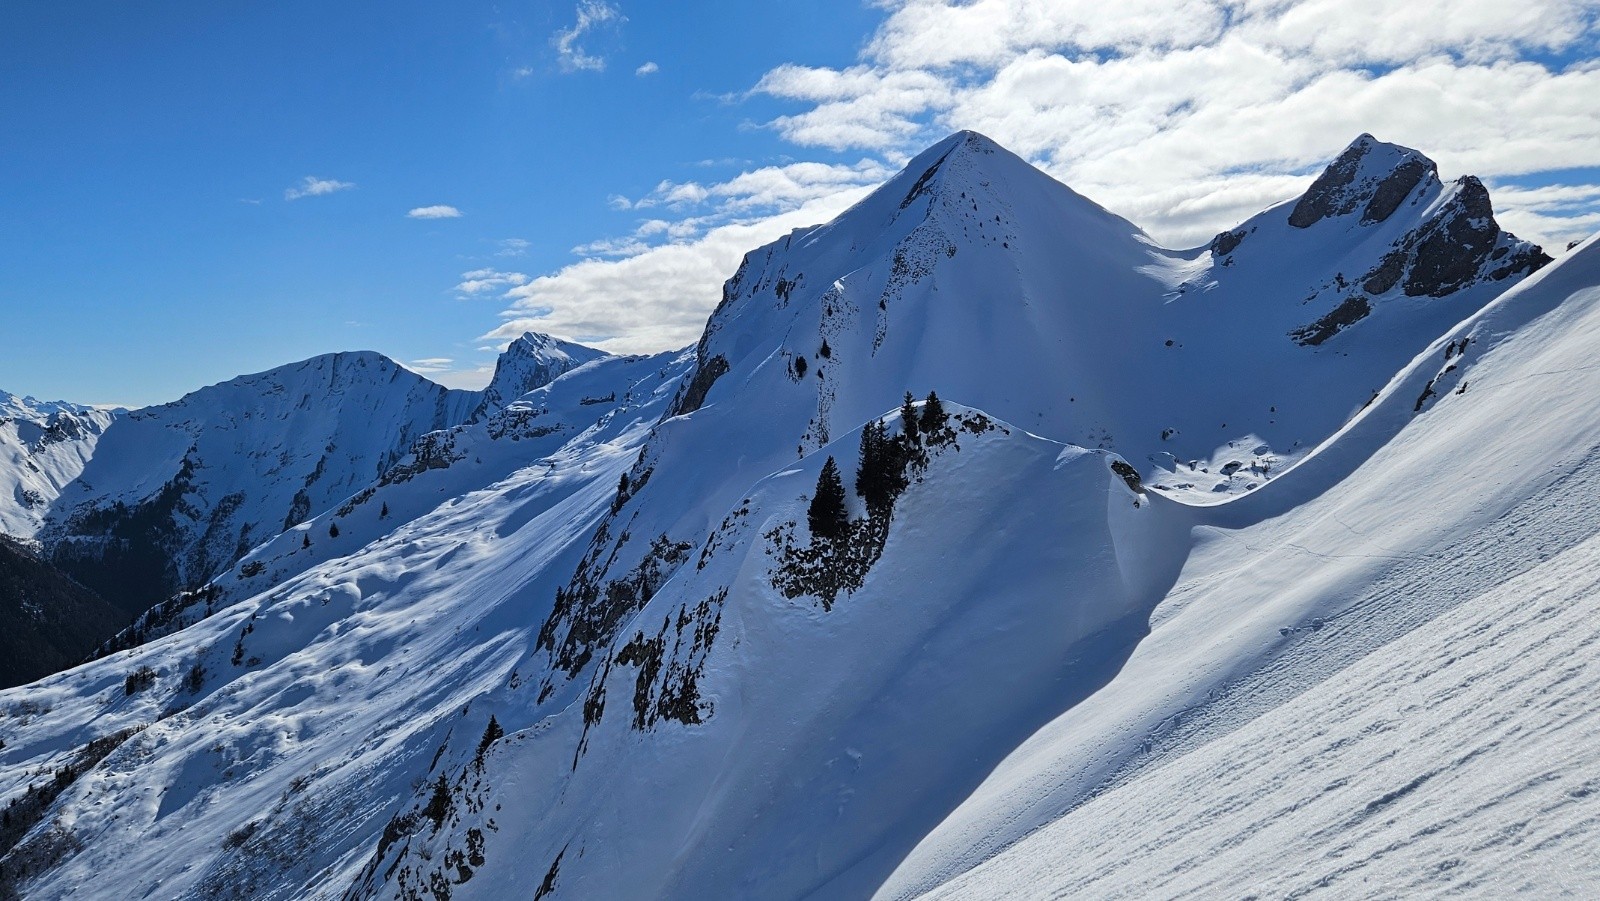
[0,131,1588,901]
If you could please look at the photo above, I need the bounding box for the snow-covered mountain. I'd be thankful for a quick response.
[38,352,479,618]
[0,131,1592,901]
[0,392,116,539]
[0,333,606,626]
[468,332,609,423]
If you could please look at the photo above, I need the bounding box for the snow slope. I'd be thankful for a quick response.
[36,352,477,616]
[96,352,690,658]
[359,403,1194,901]
[882,235,1600,899]
[14,333,601,622]
[534,128,1547,717]
[0,351,688,900]
[356,134,1569,899]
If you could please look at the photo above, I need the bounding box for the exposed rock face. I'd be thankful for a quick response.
[1289,135,1439,230]
[1209,228,1247,257]
[1361,156,1434,225]
[1286,135,1551,347]
[1290,296,1372,347]
[1362,176,1551,299]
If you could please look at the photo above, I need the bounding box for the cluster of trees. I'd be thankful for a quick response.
[807,391,948,540]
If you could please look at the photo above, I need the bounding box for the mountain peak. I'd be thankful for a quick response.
[1288,134,1439,229]
[472,332,609,421]
[893,129,1039,211]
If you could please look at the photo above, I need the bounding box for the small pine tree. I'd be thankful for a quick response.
[856,420,900,514]
[379,501,389,518]
[329,522,340,538]
[807,457,849,540]
[302,533,311,549]
[424,774,451,828]
[477,715,504,759]
[185,661,206,693]
[901,392,921,444]
[920,390,947,434]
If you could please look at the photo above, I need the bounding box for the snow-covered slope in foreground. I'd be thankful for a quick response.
[882,236,1600,898]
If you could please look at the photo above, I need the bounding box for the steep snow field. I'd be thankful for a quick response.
[885,238,1600,898]
[919,531,1600,899]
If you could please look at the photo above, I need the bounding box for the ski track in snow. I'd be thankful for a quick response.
[922,528,1600,899]
[1115,438,1600,802]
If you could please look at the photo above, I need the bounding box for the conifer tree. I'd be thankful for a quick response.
[920,390,947,435]
[807,456,849,540]
[329,522,340,538]
[856,421,895,514]
[302,533,311,549]
[901,391,921,444]
[380,501,389,518]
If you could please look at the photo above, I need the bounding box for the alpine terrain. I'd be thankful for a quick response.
[1,130,1595,900]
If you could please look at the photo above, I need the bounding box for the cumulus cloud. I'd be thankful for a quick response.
[407,205,464,219]
[284,177,355,200]
[489,192,869,353]
[636,61,659,76]
[747,0,1600,249]
[486,0,1600,358]
[553,1,625,73]
[496,237,532,256]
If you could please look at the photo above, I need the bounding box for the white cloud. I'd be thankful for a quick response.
[636,61,659,76]
[745,0,1600,248]
[485,0,1600,358]
[488,186,871,353]
[284,176,355,200]
[407,205,464,219]
[405,357,454,373]
[455,268,531,297]
[553,1,625,73]
[496,237,532,256]
[1488,182,1600,251]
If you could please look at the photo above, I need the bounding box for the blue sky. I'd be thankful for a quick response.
[3,1,1598,406]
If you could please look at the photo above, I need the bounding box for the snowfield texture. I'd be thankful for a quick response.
[0,131,1595,900]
